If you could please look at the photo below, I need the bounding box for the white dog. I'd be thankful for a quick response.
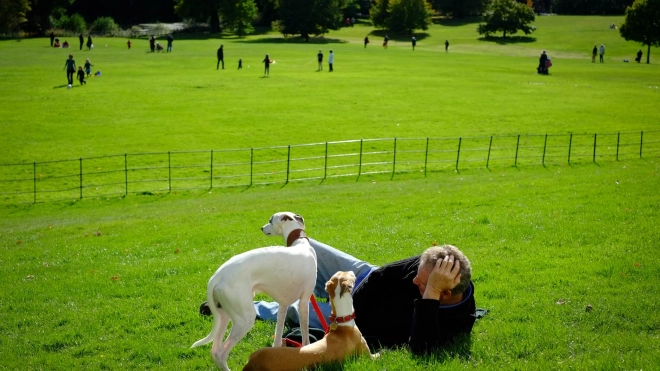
[191,212,317,371]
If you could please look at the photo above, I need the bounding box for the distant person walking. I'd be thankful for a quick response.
[364,36,369,48]
[167,34,173,52]
[149,35,155,52]
[50,32,55,47]
[238,58,242,69]
[63,54,76,86]
[127,40,132,49]
[412,36,417,50]
[328,50,334,72]
[77,66,86,85]
[317,49,323,71]
[636,49,643,63]
[86,35,93,51]
[538,50,548,74]
[383,34,389,48]
[79,33,84,50]
[217,45,224,69]
[445,40,449,52]
[599,44,605,63]
[592,45,597,63]
[263,54,272,76]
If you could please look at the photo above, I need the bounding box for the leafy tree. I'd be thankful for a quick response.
[387,0,433,33]
[431,0,488,18]
[273,0,345,41]
[91,16,117,35]
[477,0,535,38]
[619,0,660,64]
[53,12,86,32]
[370,0,390,29]
[26,0,75,34]
[219,0,258,35]
[0,0,31,34]
[175,0,221,33]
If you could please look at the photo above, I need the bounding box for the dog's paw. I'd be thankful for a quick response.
[370,352,381,359]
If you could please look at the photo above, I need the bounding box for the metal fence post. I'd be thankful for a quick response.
[640,131,644,158]
[358,139,363,177]
[424,138,429,177]
[542,134,548,166]
[486,136,493,168]
[568,134,573,165]
[168,151,171,192]
[210,150,214,189]
[593,133,597,162]
[391,138,397,180]
[456,137,462,171]
[79,157,83,200]
[250,148,253,186]
[286,145,290,184]
[616,132,620,161]
[124,153,128,196]
[514,135,520,167]
[33,161,36,203]
[324,142,328,180]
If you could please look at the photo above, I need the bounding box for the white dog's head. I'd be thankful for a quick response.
[261,212,305,237]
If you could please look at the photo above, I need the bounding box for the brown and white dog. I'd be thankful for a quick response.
[242,271,378,371]
[191,212,317,371]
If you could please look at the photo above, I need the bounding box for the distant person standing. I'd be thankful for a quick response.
[383,34,389,48]
[86,35,93,51]
[262,54,272,76]
[79,33,84,50]
[317,49,323,71]
[63,54,76,86]
[592,44,597,63]
[167,34,173,52]
[50,32,55,47]
[636,49,642,63]
[328,50,334,72]
[364,36,369,48]
[149,35,155,52]
[217,45,224,70]
[599,44,605,63]
[538,50,548,74]
[127,40,132,49]
[238,58,243,69]
[445,40,449,52]
[84,58,93,77]
[412,36,417,50]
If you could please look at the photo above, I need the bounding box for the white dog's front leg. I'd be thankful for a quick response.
[272,304,288,347]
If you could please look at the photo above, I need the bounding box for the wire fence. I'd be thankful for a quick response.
[1,131,658,204]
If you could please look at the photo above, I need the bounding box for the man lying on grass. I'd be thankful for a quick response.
[200,242,476,355]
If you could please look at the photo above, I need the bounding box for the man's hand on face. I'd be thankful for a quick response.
[423,255,461,300]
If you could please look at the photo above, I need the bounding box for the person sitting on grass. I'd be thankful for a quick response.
[200,241,477,354]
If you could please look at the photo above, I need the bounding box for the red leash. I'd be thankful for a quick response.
[283,295,329,348]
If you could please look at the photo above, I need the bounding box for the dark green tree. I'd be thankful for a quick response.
[370,0,390,29]
[219,0,258,35]
[477,0,535,38]
[25,0,75,34]
[0,0,31,34]
[175,0,222,32]
[552,0,634,14]
[431,0,487,18]
[387,0,433,33]
[273,0,345,41]
[619,0,660,64]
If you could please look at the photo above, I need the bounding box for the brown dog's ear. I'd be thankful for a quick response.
[325,278,338,300]
[294,214,305,227]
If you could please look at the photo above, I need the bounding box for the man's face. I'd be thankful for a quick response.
[412,265,433,296]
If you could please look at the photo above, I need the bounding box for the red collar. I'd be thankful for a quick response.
[286,229,309,247]
[329,312,355,323]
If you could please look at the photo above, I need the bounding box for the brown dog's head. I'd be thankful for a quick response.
[325,271,356,300]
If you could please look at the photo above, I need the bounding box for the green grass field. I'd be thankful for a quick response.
[1,16,659,370]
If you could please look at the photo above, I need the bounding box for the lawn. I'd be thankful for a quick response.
[0,15,659,371]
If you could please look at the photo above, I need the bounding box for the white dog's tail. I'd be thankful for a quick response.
[191,281,225,348]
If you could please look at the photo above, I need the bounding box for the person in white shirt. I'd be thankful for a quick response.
[328,50,334,72]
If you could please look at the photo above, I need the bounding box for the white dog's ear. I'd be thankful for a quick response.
[294,214,305,227]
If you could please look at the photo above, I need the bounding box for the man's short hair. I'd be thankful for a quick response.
[420,245,472,296]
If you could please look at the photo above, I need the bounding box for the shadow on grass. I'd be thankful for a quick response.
[478,35,536,44]
[411,335,473,364]
[367,29,431,42]
[432,17,481,27]
[236,36,347,44]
